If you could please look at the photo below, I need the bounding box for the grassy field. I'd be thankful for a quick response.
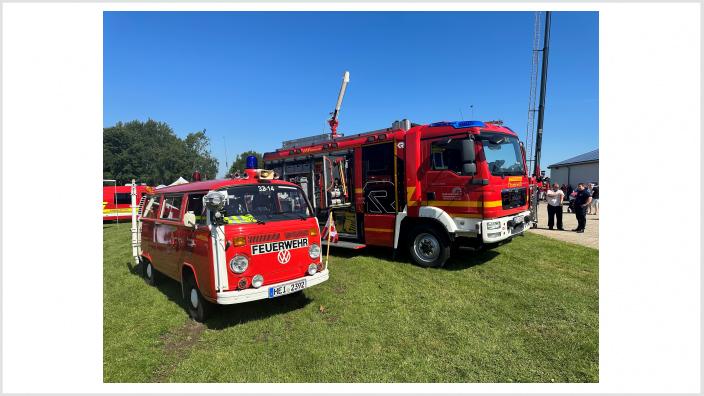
[103,223,598,383]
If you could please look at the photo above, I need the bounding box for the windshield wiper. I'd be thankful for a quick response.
[273,210,307,221]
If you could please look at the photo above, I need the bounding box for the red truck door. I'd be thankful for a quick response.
[361,143,396,247]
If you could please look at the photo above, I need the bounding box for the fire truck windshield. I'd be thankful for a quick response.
[481,133,525,176]
[221,184,312,222]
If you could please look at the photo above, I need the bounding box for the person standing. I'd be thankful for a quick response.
[572,182,593,233]
[591,184,599,215]
[546,183,564,230]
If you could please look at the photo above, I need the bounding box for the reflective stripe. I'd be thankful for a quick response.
[224,214,257,224]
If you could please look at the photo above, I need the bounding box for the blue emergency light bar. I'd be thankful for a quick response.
[246,155,258,169]
[429,120,486,129]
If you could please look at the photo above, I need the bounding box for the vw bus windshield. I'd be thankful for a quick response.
[481,133,526,176]
[221,184,313,223]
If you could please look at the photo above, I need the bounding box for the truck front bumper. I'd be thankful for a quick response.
[479,210,532,244]
[215,269,329,305]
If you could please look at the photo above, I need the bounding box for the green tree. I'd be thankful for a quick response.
[228,150,263,176]
[103,119,219,186]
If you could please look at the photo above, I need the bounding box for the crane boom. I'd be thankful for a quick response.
[328,71,350,138]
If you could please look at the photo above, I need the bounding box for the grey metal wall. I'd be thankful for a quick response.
[549,162,598,187]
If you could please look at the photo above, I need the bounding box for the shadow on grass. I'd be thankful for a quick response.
[126,261,312,330]
[444,248,500,271]
[326,243,500,271]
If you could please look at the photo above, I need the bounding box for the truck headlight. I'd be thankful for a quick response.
[252,274,264,288]
[229,255,249,274]
[309,243,321,259]
[487,221,501,230]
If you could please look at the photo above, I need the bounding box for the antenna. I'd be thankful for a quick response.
[328,71,350,138]
[223,136,229,175]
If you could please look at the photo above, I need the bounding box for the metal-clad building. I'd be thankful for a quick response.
[547,149,599,186]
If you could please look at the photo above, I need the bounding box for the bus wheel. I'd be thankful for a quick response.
[408,225,450,268]
[184,275,211,323]
[143,260,159,286]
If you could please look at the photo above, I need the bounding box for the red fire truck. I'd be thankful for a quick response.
[263,119,532,267]
[131,166,328,322]
[103,184,150,221]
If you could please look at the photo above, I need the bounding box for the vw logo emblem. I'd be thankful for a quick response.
[277,249,291,264]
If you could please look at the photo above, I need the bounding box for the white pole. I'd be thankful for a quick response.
[130,179,139,265]
[325,210,333,269]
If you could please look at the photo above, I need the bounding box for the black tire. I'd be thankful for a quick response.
[407,225,451,268]
[143,259,159,286]
[183,273,212,323]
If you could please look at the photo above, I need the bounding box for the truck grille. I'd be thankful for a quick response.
[501,188,527,210]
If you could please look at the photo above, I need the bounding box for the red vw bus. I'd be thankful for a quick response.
[134,167,328,322]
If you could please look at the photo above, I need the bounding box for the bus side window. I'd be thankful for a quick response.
[143,195,161,219]
[186,193,207,225]
[160,195,183,221]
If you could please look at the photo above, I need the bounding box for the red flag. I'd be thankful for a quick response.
[322,214,339,243]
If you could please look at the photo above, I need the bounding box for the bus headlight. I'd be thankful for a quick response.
[487,221,501,230]
[308,264,318,275]
[309,243,321,259]
[229,255,249,274]
[252,274,264,288]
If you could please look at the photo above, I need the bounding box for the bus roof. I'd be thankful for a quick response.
[153,177,295,194]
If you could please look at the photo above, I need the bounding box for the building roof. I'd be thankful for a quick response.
[548,149,599,168]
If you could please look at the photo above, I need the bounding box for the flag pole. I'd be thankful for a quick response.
[325,210,333,268]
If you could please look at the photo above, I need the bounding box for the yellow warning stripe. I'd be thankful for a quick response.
[103,207,133,214]
[365,227,394,233]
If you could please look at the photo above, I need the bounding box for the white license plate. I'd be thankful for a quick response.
[268,279,306,298]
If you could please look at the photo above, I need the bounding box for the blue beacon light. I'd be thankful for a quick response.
[245,155,258,169]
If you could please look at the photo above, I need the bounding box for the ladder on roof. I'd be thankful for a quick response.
[136,195,147,217]
[525,11,542,174]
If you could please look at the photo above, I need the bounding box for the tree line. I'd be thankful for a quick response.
[103,119,219,186]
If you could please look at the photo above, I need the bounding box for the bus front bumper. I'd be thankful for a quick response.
[215,269,329,305]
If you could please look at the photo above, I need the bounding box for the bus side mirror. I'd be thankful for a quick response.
[183,212,197,228]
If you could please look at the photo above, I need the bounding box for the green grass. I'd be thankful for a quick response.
[104,223,598,383]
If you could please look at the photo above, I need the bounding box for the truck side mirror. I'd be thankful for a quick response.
[461,138,476,175]
[183,212,197,228]
[462,163,477,175]
[461,139,475,162]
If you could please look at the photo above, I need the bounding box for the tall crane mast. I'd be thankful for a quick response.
[527,11,551,226]
[533,11,551,179]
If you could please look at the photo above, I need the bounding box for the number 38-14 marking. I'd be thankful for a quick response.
[258,186,274,192]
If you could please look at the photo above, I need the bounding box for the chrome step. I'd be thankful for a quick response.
[321,240,366,250]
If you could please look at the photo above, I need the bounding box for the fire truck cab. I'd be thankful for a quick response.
[263,119,532,268]
[132,166,328,322]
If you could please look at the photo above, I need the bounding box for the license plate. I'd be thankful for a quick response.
[268,279,307,298]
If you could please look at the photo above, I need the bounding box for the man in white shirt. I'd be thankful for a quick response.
[546,183,565,230]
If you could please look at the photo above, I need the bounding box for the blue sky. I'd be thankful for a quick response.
[104,11,598,178]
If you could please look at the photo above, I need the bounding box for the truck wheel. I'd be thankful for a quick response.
[407,225,450,268]
[184,275,211,323]
[143,259,159,286]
